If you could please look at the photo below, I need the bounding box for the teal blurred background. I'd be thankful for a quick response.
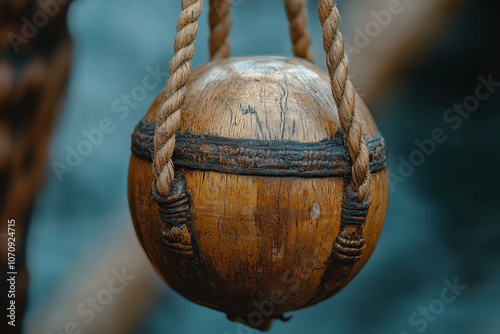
[24,1,499,333]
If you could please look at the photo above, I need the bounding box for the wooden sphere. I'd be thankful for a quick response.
[128,56,388,330]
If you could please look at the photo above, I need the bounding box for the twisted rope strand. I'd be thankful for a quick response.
[317,0,370,202]
[154,0,203,196]
[209,0,232,60]
[285,0,314,62]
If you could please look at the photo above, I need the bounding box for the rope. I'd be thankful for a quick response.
[154,0,370,202]
[317,0,371,202]
[209,0,232,60]
[153,0,203,196]
[285,0,315,62]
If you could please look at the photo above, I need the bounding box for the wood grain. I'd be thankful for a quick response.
[130,56,389,330]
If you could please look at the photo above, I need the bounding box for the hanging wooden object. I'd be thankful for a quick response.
[128,0,388,331]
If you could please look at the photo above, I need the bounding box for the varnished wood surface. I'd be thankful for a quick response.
[144,56,379,141]
[130,56,389,329]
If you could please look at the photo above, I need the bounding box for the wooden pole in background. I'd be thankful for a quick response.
[0,1,73,333]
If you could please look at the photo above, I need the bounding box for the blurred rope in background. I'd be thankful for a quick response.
[0,1,72,333]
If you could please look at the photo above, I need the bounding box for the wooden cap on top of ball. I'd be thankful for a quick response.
[128,0,389,331]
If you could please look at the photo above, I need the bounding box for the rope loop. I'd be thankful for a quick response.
[153,0,371,204]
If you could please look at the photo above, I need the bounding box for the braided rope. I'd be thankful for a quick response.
[154,0,369,201]
[317,0,371,202]
[209,0,232,60]
[154,0,203,196]
[285,0,315,62]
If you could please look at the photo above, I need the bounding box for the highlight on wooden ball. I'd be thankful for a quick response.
[128,0,389,331]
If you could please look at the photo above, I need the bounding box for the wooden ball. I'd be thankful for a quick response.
[128,56,388,330]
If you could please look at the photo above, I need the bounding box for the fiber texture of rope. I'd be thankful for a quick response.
[317,0,371,202]
[154,0,203,196]
[154,0,370,202]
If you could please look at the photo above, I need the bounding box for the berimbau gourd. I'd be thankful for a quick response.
[128,0,389,330]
